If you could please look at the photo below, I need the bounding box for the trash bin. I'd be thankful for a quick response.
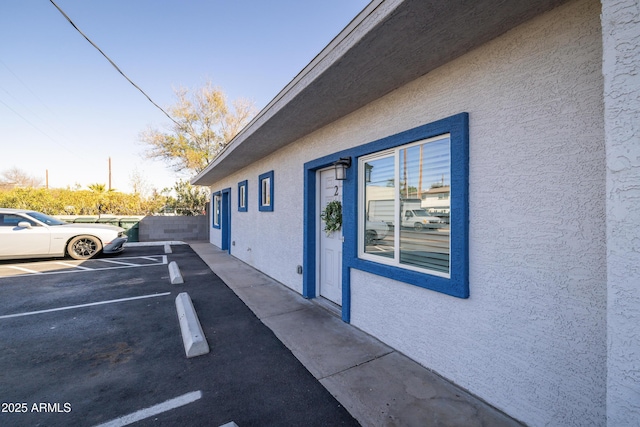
[97,217,120,226]
[73,217,98,223]
[119,218,140,242]
[127,223,139,242]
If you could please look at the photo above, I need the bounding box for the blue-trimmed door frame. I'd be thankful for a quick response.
[221,187,231,253]
[304,154,358,323]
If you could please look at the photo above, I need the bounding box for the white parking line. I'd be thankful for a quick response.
[108,255,167,264]
[0,292,171,320]
[8,266,42,274]
[0,256,168,278]
[94,390,202,427]
[98,259,140,267]
[55,261,93,270]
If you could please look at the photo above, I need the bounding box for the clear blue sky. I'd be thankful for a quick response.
[0,0,369,193]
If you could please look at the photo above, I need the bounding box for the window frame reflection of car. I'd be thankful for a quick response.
[16,214,38,228]
[26,211,64,226]
[1,214,32,227]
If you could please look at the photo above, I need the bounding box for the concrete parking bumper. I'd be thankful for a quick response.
[168,261,184,284]
[175,292,209,358]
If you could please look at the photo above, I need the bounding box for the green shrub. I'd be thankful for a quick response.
[0,188,166,216]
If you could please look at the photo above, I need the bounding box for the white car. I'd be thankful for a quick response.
[0,208,127,260]
[365,217,389,244]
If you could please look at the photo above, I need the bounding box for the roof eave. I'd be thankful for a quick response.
[192,0,569,187]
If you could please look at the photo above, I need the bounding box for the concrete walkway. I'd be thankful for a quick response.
[190,242,523,427]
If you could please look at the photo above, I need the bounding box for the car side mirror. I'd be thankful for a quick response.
[17,221,32,229]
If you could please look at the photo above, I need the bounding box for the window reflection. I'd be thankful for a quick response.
[399,138,450,273]
[261,178,271,206]
[364,155,395,259]
[362,136,451,275]
[213,194,221,227]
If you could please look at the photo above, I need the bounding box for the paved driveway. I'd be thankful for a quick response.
[0,245,358,427]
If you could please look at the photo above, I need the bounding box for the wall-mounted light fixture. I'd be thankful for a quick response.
[334,157,352,180]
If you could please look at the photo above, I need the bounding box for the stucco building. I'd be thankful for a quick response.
[193,0,640,425]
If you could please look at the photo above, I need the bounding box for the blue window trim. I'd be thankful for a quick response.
[258,170,274,212]
[303,113,469,322]
[212,191,221,229]
[238,180,248,212]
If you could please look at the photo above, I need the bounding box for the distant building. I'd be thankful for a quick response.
[421,185,450,218]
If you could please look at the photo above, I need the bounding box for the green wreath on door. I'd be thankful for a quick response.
[320,200,342,236]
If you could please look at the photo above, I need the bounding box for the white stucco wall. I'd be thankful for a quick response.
[603,0,640,425]
[208,0,606,424]
[209,151,309,293]
[349,1,606,425]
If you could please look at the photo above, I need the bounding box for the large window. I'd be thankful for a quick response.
[360,135,451,277]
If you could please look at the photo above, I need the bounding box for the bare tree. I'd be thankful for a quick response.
[129,169,151,197]
[140,81,256,174]
[0,167,43,189]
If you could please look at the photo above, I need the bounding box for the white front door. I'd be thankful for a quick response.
[318,169,342,305]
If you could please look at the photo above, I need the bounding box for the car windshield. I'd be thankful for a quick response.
[412,209,431,217]
[26,211,66,226]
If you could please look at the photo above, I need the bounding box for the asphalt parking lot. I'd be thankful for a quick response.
[0,244,358,427]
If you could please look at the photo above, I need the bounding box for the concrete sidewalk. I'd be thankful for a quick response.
[190,242,523,427]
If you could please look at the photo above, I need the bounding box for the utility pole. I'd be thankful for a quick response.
[46,169,49,189]
[108,157,112,191]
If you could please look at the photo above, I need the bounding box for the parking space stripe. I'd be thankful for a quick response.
[111,255,166,261]
[98,259,140,266]
[8,266,42,274]
[93,390,202,427]
[0,292,171,320]
[0,256,169,278]
[55,261,93,270]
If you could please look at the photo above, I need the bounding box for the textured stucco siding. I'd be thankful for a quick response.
[208,0,606,425]
[139,216,209,242]
[208,151,308,293]
[349,1,606,425]
[603,0,640,425]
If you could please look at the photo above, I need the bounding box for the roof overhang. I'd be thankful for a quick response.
[192,0,569,186]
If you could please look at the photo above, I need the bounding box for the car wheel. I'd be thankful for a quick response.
[365,230,377,245]
[67,235,102,260]
[414,222,424,231]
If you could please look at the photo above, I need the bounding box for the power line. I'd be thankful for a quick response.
[0,59,92,163]
[1,60,62,123]
[48,0,179,127]
[0,96,82,160]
